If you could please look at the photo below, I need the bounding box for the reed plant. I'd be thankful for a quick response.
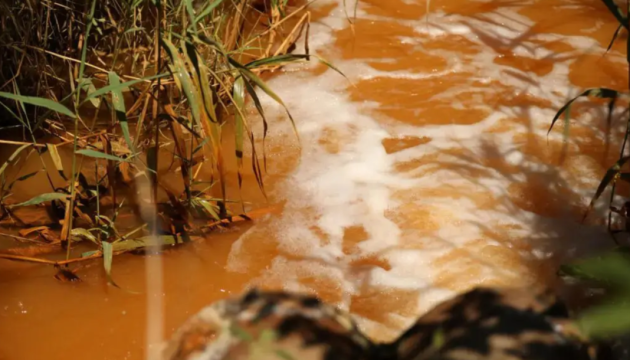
[0,0,340,283]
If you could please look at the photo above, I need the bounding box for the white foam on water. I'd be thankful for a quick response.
[226,0,626,338]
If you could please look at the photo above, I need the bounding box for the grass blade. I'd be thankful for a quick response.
[310,54,350,83]
[0,92,75,118]
[107,72,136,154]
[162,38,203,127]
[549,88,621,135]
[0,144,31,179]
[194,0,224,24]
[102,241,123,289]
[184,0,197,29]
[228,57,300,140]
[242,78,269,173]
[600,0,628,29]
[196,199,221,221]
[71,228,98,244]
[583,155,630,221]
[76,149,129,163]
[606,24,624,54]
[245,54,310,69]
[6,170,41,191]
[9,193,67,208]
[85,78,102,108]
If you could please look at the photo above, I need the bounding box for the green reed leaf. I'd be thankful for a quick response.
[76,149,129,163]
[107,72,136,154]
[0,92,75,118]
[9,192,67,208]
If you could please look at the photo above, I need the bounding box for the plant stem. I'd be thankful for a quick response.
[65,0,98,260]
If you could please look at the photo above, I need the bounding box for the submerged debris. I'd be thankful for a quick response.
[53,265,81,283]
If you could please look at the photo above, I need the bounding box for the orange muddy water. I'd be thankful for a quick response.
[1,0,629,359]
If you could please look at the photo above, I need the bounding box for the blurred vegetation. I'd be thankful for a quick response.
[550,0,630,349]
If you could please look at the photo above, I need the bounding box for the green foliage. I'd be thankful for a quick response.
[560,249,630,338]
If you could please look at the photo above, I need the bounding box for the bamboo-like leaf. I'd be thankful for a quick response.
[81,250,99,257]
[7,170,41,191]
[195,34,228,56]
[549,88,621,135]
[46,144,67,180]
[0,144,31,179]
[102,241,122,289]
[243,78,269,170]
[71,228,98,244]
[601,0,628,29]
[228,57,299,140]
[107,72,136,154]
[82,73,169,104]
[249,132,266,199]
[188,43,218,124]
[192,138,210,155]
[561,101,572,147]
[8,192,67,208]
[84,78,102,108]
[245,54,310,69]
[0,92,75,118]
[583,155,630,221]
[184,0,197,30]
[162,38,203,127]
[76,149,129,162]
[124,27,145,34]
[310,54,350,82]
[0,100,25,126]
[241,80,267,195]
[196,198,221,221]
[194,0,224,24]
[606,24,624,54]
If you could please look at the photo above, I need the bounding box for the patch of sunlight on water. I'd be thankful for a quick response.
[1,0,629,358]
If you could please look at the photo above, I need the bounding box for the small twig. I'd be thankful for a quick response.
[0,253,58,264]
[0,231,46,244]
[0,139,45,148]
